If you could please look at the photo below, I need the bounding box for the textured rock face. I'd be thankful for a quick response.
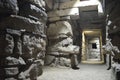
[45,20,79,67]
[47,21,73,38]
[19,2,47,22]
[106,1,120,62]
[44,0,80,68]
[24,0,45,9]
[105,1,120,80]
[0,0,47,80]
[0,0,18,14]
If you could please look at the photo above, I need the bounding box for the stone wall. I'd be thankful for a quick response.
[45,0,80,68]
[0,0,47,80]
[105,0,120,80]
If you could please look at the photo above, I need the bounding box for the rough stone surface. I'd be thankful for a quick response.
[0,56,25,66]
[0,0,18,14]
[59,0,98,9]
[0,0,47,80]
[105,1,120,80]
[4,67,19,76]
[47,8,79,17]
[0,15,46,36]
[49,16,71,22]
[47,21,73,38]
[23,0,45,9]
[46,20,79,67]
[19,2,47,22]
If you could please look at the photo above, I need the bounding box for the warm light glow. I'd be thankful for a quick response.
[84,31,94,33]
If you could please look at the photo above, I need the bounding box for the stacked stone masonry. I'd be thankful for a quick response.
[0,0,47,80]
[45,0,80,68]
[105,0,120,80]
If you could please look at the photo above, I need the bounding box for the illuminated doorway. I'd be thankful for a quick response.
[81,29,104,63]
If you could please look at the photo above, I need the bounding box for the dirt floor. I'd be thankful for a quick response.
[38,64,112,80]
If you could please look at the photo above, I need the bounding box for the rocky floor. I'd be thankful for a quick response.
[38,64,112,80]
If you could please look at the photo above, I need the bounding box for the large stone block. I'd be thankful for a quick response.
[0,34,14,56]
[59,0,98,9]
[22,34,46,59]
[45,0,75,10]
[0,0,18,14]
[19,3,47,22]
[44,54,56,66]
[59,0,103,15]
[0,15,46,36]
[48,16,71,22]
[4,67,19,76]
[44,0,53,10]
[0,57,25,66]
[0,29,23,57]
[47,8,79,17]
[57,45,80,54]
[59,57,71,67]
[23,0,45,9]
[47,37,73,52]
[45,54,71,67]
[47,21,73,39]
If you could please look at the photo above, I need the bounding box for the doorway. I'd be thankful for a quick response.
[87,37,100,61]
[81,29,104,63]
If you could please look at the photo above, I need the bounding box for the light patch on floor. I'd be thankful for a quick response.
[38,64,112,80]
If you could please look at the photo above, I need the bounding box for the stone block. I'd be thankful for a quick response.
[45,0,76,10]
[0,34,14,56]
[49,17,61,22]
[44,54,56,65]
[47,21,73,38]
[59,0,80,9]
[19,3,47,22]
[57,45,80,54]
[49,16,71,22]
[47,37,73,52]
[45,53,71,67]
[0,0,18,14]
[0,15,46,36]
[0,29,23,57]
[79,5,98,11]
[23,0,45,9]
[47,8,79,17]
[59,0,98,9]
[59,57,71,67]
[44,0,53,10]
[0,57,26,66]
[22,34,46,59]
[4,67,19,76]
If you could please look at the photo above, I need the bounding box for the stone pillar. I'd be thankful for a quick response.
[45,0,80,67]
[0,0,47,80]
